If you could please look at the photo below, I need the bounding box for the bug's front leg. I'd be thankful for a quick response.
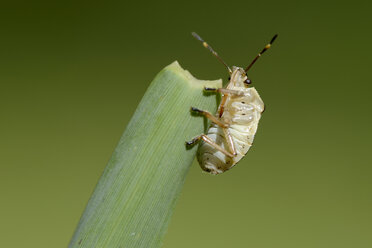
[204,87,245,96]
[204,87,245,117]
[217,94,228,117]
[186,134,235,157]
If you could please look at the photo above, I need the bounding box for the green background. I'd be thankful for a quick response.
[1,0,371,247]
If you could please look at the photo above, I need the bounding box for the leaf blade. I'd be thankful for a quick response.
[69,61,222,247]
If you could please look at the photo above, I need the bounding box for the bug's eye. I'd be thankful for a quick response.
[244,79,252,85]
[228,76,231,81]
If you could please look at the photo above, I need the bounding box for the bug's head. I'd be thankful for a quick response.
[230,66,251,88]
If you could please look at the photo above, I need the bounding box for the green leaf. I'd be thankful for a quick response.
[69,61,222,247]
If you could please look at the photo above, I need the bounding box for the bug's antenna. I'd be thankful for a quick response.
[192,32,232,74]
[245,34,278,72]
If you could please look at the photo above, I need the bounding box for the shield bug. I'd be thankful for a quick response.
[186,32,277,174]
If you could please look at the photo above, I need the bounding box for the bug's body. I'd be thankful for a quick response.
[197,67,264,174]
[186,32,276,175]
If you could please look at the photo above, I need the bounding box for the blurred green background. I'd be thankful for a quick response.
[1,0,371,247]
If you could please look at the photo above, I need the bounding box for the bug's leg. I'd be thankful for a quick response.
[218,94,228,117]
[204,87,242,117]
[191,107,229,128]
[223,128,237,156]
[204,87,245,96]
[186,134,235,157]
